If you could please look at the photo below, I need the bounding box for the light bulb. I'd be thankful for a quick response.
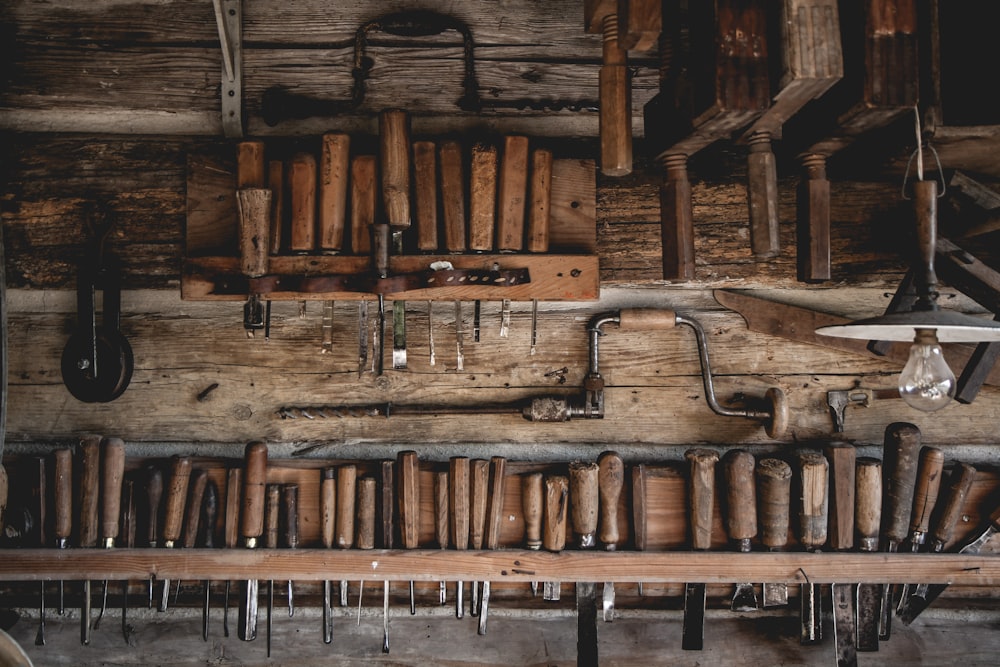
[898,328,956,412]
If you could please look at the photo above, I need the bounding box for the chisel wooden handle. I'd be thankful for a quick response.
[202,480,218,549]
[397,451,420,550]
[237,141,266,189]
[264,484,280,549]
[485,457,507,551]
[930,463,976,551]
[53,448,73,546]
[350,155,376,256]
[569,461,599,549]
[224,467,242,550]
[356,477,376,550]
[145,464,163,547]
[413,141,438,252]
[435,471,449,549]
[162,455,192,548]
[336,465,357,550]
[470,459,489,551]
[527,148,552,253]
[379,109,411,231]
[598,452,624,550]
[631,464,649,553]
[439,140,466,252]
[660,154,695,281]
[319,132,350,253]
[379,460,394,549]
[543,475,568,553]
[855,457,882,552]
[910,447,945,538]
[797,154,831,282]
[497,135,529,251]
[686,449,718,551]
[521,472,543,550]
[723,449,756,549]
[99,437,126,546]
[882,422,922,545]
[799,452,829,551]
[283,484,299,549]
[241,442,268,546]
[826,443,856,551]
[450,457,471,551]
[288,152,317,252]
[181,469,208,549]
[747,132,780,259]
[267,160,283,254]
[320,468,335,550]
[77,435,102,548]
[469,143,498,252]
[237,188,271,278]
[756,458,791,550]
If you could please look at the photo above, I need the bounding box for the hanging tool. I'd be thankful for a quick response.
[434,471,449,606]
[497,135,529,337]
[521,472,543,597]
[201,479,219,641]
[94,437,126,633]
[337,465,357,608]
[855,457,883,652]
[158,456,192,612]
[319,132,349,352]
[174,468,208,605]
[398,451,421,615]
[825,444,857,667]
[235,141,271,338]
[598,451,624,621]
[52,448,72,617]
[543,475,569,602]
[413,140,438,364]
[469,458,489,615]
[450,456,471,618]
[283,484,299,618]
[756,458,791,607]
[682,448,718,651]
[144,464,163,609]
[223,466,242,638]
[897,447,945,607]
[798,451,828,645]
[238,441,268,642]
[569,461,599,661]
[439,138,469,362]
[356,475,377,630]
[378,459,395,654]
[527,147,552,354]
[479,456,507,635]
[78,435,101,645]
[351,154,376,375]
[380,108,412,370]
[33,456,47,646]
[320,467,335,643]
[469,141,498,343]
[120,474,137,646]
[723,449,758,612]
[263,484,280,657]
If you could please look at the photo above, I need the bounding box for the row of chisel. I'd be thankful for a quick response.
[235,109,554,371]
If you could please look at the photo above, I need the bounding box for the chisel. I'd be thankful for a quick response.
[350,155,375,376]
[282,484,299,618]
[238,441,268,642]
[77,435,101,645]
[52,447,72,617]
[158,455,192,613]
[144,464,163,609]
[94,437,126,633]
[897,447,945,607]
[236,141,270,337]
[826,444,857,666]
[201,479,218,641]
[526,147,552,354]
[174,468,208,605]
[469,141,498,344]
[434,471,449,606]
[336,465,357,608]
[263,484,280,657]
[287,150,315,323]
[543,475,569,602]
[479,456,507,635]
[569,461,599,662]
[380,109,411,370]
[756,458,791,607]
[496,135,529,337]
[897,462,977,625]
[398,451,421,615]
[723,449,758,612]
[378,459,395,653]
[449,456,471,618]
[520,472,543,597]
[879,423,922,641]
[854,457,883,651]
[320,467,335,643]
[598,451,624,621]
[356,476,376,630]
[682,449,718,651]
[120,475,137,645]
[469,458,489,614]
[413,140,438,366]
[222,466,241,638]
[439,139,468,361]
[33,456,47,646]
[798,451,829,645]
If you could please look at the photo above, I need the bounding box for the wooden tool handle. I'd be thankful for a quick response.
[356,476,377,550]
[77,435,102,548]
[412,140,439,251]
[439,140,466,252]
[267,160,283,254]
[597,451,624,549]
[931,463,977,549]
[180,468,208,549]
[237,140,266,188]
[379,460,395,549]
[826,443,856,551]
[569,461,599,549]
[660,154,695,281]
[240,441,268,542]
[435,471,449,549]
[162,455,192,546]
[747,133,780,259]
[288,152,317,252]
[237,188,272,277]
[319,132,350,253]
[798,452,829,551]
[470,458,489,550]
[469,142,497,251]
[527,148,553,253]
[450,456,470,551]
[99,437,126,544]
[350,155,376,255]
[224,467,242,550]
[202,479,218,549]
[121,477,136,549]
[723,449,757,545]
[598,14,632,177]
[485,456,507,550]
[543,475,569,553]
[686,449,719,551]
[379,108,411,230]
[756,458,791,550]
[883,422,922,545]
[617,308,676,330]
[320,467,335,549]
[53,447,73,543]
[631,464,649,551]
[397,451,421,550]
[283,484,299,549]
[264,484,280,549]
[497,135,529,251]
[521,472,543,550]
[336,464,357,549]
[910,446,946,535]
[855,457,883,551]
[144,464,163,547]
[797,154,831,282]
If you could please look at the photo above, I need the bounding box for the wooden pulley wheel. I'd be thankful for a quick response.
[60,327,133,403]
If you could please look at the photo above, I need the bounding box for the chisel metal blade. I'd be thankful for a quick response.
[763,582,788,607]
[833,583,858,667]
[392,300,407,369]
[856,582,882,651]
[731,583,758,613]
[681,582,706,651]
[602,582,615,622]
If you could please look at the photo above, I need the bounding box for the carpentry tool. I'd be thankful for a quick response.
[897,447,945,606]
[237,187,272,338]
[826,444,857,666]
[439,138,470,358]
[723,449,758,612]
[479,456,507,635]
[263,483,279,657]
[497,135,529,337]
[855,457,883,651]
[283,484,299,618]
[413,140,440,364]
[78,435,101,645]
[798,451,828,645]
[380,109,412,370]
[682,448,718,651]
[543,475,569,602]
[521,472,543,597]
[878,422,922,641]
[469,458,489,614]
[827,386,901,433]
[469,142,497,256]
[337,464,357,607]
[120,475,137,646]
[53,447,72,617]
[527,147,552,354]
[33,456,47,646]
[756,457,791,607]
[398,451,421,615]
[201,478,218,641]
[378,459,394,653]
[450,456,471,617]
[434,471,449,606]
[267,159,283,255]
[351,155,376,375]
[223,466,241,637]
[238,441,268,642]
[320,467,335,643]
[95,437,126,633]
[356,475,376,630]
[569,461,599,659]
[144,464,163,609]
[897,462,978,625]
[289,151,316,253]
[320,132,349,253]
[598,451,624,621]
[174,468,208,605]
[0,221,7,576]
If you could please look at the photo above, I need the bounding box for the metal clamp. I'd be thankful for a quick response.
[213,0,243,137]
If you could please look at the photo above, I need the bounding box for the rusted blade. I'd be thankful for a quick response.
[762,582,788,607]
[856,582,881,651]
[832,583,858,667]
[682,582,706,651]
[731,582,758,612]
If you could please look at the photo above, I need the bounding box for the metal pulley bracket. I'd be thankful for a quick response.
[213,0,243,138]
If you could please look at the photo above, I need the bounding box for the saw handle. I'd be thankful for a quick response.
[855,457,883,552]
[883,423,922,545]
[521,472,543,550]
[723,449,757,548]
[598,451,624,550]
[686,449,718,551]
[931,463,977,549]
[241,442,268,544]
[798,452,829,552]
[910,447,946,536]
[756,458,791,551]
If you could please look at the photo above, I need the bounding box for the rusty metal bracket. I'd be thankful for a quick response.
[213,0,243,137]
